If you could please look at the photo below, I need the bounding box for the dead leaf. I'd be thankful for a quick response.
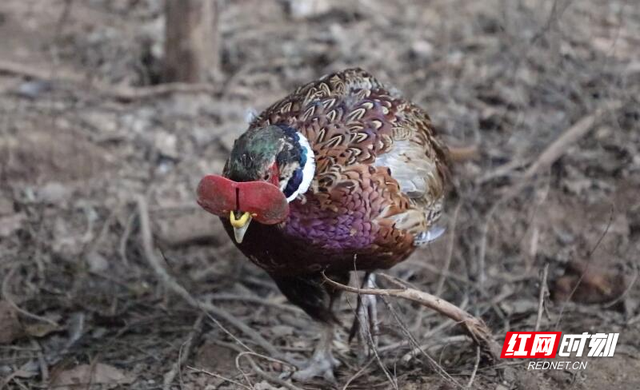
[51,363,132,390]
[551,260,628,304]
[195,341,237,374]
[24,322,60,338]
[0,301,24,344]
[286,0,331,19]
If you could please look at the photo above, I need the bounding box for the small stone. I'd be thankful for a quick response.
[270,325,294,337]
[411,40,434,60]
[37,182,70,204]
[16,80,52,98]
[287,0,331,19]
[154,131,178,159]
[86,251,109,273]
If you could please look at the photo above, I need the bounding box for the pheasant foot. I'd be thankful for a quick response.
[292,324,340,382]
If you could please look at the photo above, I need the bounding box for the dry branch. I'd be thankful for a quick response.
[522,100,624,180]
[163,314,204,390]
[0,60,217,102]
[135,195,282,359]
[2,266,60,328]
[478,100,626,292]
[534,262,550,332]
[322,272,500,361]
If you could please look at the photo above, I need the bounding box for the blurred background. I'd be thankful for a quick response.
[0,0,638,388]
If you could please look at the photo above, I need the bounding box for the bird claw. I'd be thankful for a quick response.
[291,349,340,382]
[288,324,340,382]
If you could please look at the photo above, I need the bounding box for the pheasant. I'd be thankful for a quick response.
[197,68,450,381]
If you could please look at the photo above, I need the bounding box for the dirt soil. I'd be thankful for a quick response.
[0,0,639,389]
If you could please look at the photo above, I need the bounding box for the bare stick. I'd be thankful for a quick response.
[322,272,499,360]
[135,195,281,359]
[478,101,625,294]
[209,294,302,315]
[341,358,375,390]
[466,346,481,389]
[101,83,217,102]
[235,351,301,390]
[534,263,549,332]
[187,366,252,390]
[0,60,217,102]
[1,266,59,328]
[163,314,204,390]
[380,295,460,387]
[119,213,135,266]
[247,358,302,390]
[30,339,48,386]
[522,100,624,180]
[0,60,75,81]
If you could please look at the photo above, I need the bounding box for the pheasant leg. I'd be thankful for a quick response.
[349,272,379,362]
[272,273,347,382]
[292,323,340,382]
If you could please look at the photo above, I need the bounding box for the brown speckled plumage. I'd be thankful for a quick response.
[200,68,452,379]
[230,68,450,277]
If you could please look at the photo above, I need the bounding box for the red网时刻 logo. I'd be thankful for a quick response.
[500,331,619,370]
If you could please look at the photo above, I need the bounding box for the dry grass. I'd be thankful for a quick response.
[0,0,639,389]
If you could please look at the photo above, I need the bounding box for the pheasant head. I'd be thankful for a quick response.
[197,125,315,243]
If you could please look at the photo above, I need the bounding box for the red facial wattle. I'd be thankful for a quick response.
[196,174,289,225]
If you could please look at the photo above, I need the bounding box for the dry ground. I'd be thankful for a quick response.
[0,0,639,389]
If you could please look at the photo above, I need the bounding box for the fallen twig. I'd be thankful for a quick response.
[522,100,624,180]
[477,101,626,292]
[1,266,60,328]
[136,195,282,359]
[30,339,48,386]
[322,272,500,361]
[230,349,300,390]
[380,295,460,388]
[0,60,217,102]
[341,358,376,390]
[534,263,550,332]
[163,314,204,390]
[119,213,135,267]
[246,357,302,390]
[466,346,481,389]
[209,293,303,315]
[187,366,252,390]
[101,82,218,102]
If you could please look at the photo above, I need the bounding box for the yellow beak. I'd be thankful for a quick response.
[229,211,252,243]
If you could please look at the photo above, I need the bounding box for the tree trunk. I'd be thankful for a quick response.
[163,0,218,83]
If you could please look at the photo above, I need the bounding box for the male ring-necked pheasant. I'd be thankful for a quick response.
[197,68,450,381]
